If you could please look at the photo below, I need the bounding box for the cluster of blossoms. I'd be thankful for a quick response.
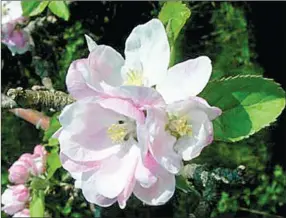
[1,1,32,55]
[54,19,222,208]
[1,145,47,217]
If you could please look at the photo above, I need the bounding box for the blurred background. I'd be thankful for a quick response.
[1,2,286,218]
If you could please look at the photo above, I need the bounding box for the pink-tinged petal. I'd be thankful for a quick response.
[59,129,121,162]
[175,110,214,161]
[1,185,29,215]
[117,169,136,209]
[80,171,117,207]
[58,98,124,161]
[145,108,182,174]
[133,165,175,206]
[8,164,29,184]
[135,153,157,188]
[123,19,170,87]
[157,56,212,104]
[87,45,124,87]
[167,97,222,121]
[98,98,145,124]
[91,143,139,199]
[66,59,100,99]
[33,145,47,157]
[60,152,100,173]
[101,83,166,109]
[12,208,30,218]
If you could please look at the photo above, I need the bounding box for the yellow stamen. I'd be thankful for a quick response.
[166,115,192,138]
[124,70,143,86]
[107,124,128,143]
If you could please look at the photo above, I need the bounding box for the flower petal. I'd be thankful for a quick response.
[167,97,222,121]
[174,110,214,161]
[101,84,166,109]
[91,143,139,199]
[157,56,212,103]
[123,19,170,87]
[133,165,175,206]
[66,59,99,99]
[146,108,182,174]
[135,153,158,188]
[88,45,124,87]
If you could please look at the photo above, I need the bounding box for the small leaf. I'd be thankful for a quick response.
[43,113,61,142]
[176,175,192,193]
[21,1,41,16]
[48,138,59,147]
[29,1,49,16]
[30,190,45,217]
[159,2,191,45]
[46,149,62,179]
[30,177,49,190]
[85,34,98,52]
[48,1,70,21]
[200,75,285,142]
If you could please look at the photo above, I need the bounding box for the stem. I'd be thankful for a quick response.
[239,207,285,218]
[9,108,50,130]
[6,87,75,111]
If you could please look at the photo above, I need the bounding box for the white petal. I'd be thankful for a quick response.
[123,19,170,87]
[157,56,212,103]
[93,143,139,199]
[146,108,182,174]
[167,97,222,121]
[85,34,98,52]
[175,110,213,161]
[133,167,175,206]
[87,45,124,87]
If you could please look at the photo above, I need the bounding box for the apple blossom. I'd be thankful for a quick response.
[55,85,181,208]
[12,208,30,218]
[1,1,31,55]
[8,145,47,184]
[1,184,30,215]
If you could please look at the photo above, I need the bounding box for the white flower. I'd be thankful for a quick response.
[1,1,23,25]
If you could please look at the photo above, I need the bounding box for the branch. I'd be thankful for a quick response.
[6,87,75,111]
[1,93,18,109]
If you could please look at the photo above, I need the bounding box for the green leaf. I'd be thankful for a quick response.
[30,1,49,16]
[30,190,45,217]
[176,175,192,193]
[43,113,61,142]
[46,148,62,179]
[159,1,191,46]
[21,1,41,16]
[200,75,285,142]
[30,177,49,190]
[48,1,70,21]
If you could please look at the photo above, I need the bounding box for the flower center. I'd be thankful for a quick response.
[107,120,136,143]
[166,114,192,138]
[124,70,143,86]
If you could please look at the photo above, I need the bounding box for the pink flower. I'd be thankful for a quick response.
[8,145,47,184]
[13,208,30,218]
[1,185,29,215]
[32,144,47,175]
[55,86,181,208]
[1,1,31,56]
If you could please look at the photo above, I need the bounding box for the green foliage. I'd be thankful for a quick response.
[213,165,286,216]
[56,21,86,89]
[46,147,62,179]
[201,75,286,142]
[176,175,193,193]
[158,1,191,67]
[30,177,49,190]
[48,1,70,21]
[209,2,263,79]
[21,1,49,17]
[30,190,45,217]
[43,113,61,142]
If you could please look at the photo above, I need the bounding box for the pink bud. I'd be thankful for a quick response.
[32,145,47,175]
[1,185,29,215]
[13,208,30,217]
